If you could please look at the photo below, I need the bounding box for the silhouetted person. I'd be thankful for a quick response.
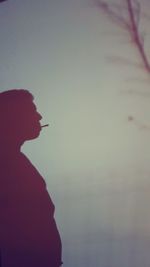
[0,89,62,267]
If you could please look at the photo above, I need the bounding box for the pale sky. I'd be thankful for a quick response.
[1,0,150,266]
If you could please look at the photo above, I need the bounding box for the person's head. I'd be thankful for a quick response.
[0,89,42,144]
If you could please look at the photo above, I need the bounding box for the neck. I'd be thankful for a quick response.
[0,137,24,156]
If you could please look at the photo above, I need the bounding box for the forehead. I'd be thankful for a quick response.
[20,101,37,110]
[13,101,38,116]
[0,100,38,122]
[29,102,37,110]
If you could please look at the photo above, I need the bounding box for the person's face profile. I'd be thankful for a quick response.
[5,100,43,142]
[18,101,43,141]
[0,98,43,143]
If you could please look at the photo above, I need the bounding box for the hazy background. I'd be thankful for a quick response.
[1,0,150,266]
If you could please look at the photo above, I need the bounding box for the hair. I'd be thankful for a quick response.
[0,89,34,122]
[0,89,34,106]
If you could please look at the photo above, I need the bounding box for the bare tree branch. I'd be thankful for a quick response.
[126,0,150,72]
[95,0,150,74]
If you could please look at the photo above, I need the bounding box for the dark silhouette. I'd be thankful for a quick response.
[0,89,62,267]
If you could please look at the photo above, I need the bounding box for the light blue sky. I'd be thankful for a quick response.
[1,0,150,266]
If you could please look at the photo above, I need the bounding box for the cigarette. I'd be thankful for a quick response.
[41,124,49,128]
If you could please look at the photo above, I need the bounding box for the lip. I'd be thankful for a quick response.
[36,122,48,130]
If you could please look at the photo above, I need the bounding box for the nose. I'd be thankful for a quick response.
[37,112,42,120]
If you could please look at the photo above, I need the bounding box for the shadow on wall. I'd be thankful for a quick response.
[0,89,62,267]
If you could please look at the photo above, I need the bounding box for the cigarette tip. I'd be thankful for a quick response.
[41,124,49,128]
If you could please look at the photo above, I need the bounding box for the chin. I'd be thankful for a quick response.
[25,130,41,141]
